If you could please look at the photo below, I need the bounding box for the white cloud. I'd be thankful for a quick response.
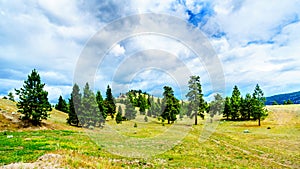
[0,0,299,100]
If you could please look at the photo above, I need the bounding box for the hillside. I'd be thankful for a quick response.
[266,91,300,105]
[0,99,79,131]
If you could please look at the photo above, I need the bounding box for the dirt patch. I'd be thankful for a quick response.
[0,154,63,169]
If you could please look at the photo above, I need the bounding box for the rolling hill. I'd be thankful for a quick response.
[266,91,300,105]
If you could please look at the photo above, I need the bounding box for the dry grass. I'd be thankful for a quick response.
[1,99,299,168]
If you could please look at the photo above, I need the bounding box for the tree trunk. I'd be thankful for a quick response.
[195,112,198,125]
[168,119,170,124]
[258,118,261,126]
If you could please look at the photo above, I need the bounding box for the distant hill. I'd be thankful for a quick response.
[266,91,300,105]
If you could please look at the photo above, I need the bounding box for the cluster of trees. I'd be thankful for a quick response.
[66,83,115,127]
[223,84,268,126]
[272,99,294,105]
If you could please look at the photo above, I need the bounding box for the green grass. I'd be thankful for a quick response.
[0,100,299,168]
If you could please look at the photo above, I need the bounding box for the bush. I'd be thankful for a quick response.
[134,123,137,128]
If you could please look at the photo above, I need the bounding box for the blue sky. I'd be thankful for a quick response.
[0,0,300,103]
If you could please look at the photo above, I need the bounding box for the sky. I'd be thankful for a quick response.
[0,0,300,103]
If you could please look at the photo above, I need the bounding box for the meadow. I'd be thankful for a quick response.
[0,99,299,168]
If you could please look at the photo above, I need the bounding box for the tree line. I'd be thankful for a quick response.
[13,69,268,127]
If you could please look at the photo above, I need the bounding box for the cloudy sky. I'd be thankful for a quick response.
[1,0,300,103]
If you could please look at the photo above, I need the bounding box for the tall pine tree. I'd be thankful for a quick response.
[15,69,51,125]
[252,84,267,126]
[186,76,206,125]
[104,85,116,119]
[161,86,180,124]
[230,85,241,120]
[68,84,80,126]
[80,83,99,127]
[96,91,107,125]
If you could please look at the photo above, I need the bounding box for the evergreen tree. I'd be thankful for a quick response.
[55,95,68,113]
[223,97,231,120]
[116,105,122,124]
[286,99,294,105]
[240,93,254,120]
[8,92,14,102]
[139,94,147,115]
[81,83,99,127]
[124,99,137,120]
[186,76,205,125]
[161,86,180,124]
[230,85,241,120]
[96,91,107,125]
[68,84,80,126]
[272,101,279,105]
[208,93,224,119]
[252,84,267,126]
[105,85,116,118]
[15,69,51,125]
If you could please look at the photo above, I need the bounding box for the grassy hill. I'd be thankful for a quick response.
[266,91,300,105]
[0,99,299,168]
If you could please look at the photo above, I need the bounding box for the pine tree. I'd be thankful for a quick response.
[139,94,147,115]
[8,92,14,102]
[96,91,107,125]
[186,76,205,125]
[116,105,122,124]
[105,85,116,118]
[55,95,68,113]
[230,85,241,120]
[81,83,99,127]
[208,93,224,119]
[15,69,51,125]
[68,84,80,126]
[161,86,180,124]
[240,93,253,120]
[252,84,267,126]
[223,97,231,120]
[124,99,137,120]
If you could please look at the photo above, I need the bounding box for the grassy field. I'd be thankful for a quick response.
[0,99,299,168]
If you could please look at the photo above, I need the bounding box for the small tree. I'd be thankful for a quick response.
[55,95,68,113]
[186,76,205,125]
[8,92,14,102]
[116,105,123,124]
[15,69,51,125]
